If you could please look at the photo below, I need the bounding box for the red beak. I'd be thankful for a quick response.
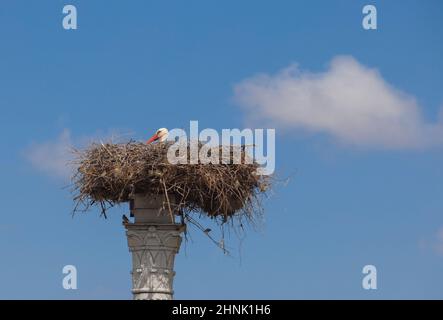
[146,133,159,144]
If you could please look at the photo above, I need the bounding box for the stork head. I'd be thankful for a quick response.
[146,128,169,144]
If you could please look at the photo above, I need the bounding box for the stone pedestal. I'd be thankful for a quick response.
[124,194,184,300]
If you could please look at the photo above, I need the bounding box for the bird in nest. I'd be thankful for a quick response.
[146,128,169,144]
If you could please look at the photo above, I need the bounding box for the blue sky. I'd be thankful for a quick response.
[1,0,443,299]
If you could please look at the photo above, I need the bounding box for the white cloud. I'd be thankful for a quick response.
[24,129,74,179]
[234,55,443,149]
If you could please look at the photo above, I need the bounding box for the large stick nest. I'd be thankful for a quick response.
[71,141,270,222]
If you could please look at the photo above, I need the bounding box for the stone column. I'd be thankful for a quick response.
[124,194,184,300]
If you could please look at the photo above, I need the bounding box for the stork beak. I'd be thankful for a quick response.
[146,133,159,144]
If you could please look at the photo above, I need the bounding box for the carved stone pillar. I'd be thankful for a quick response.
[124,194,184,300]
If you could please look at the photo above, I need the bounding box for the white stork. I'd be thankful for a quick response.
[146,128,169,144]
